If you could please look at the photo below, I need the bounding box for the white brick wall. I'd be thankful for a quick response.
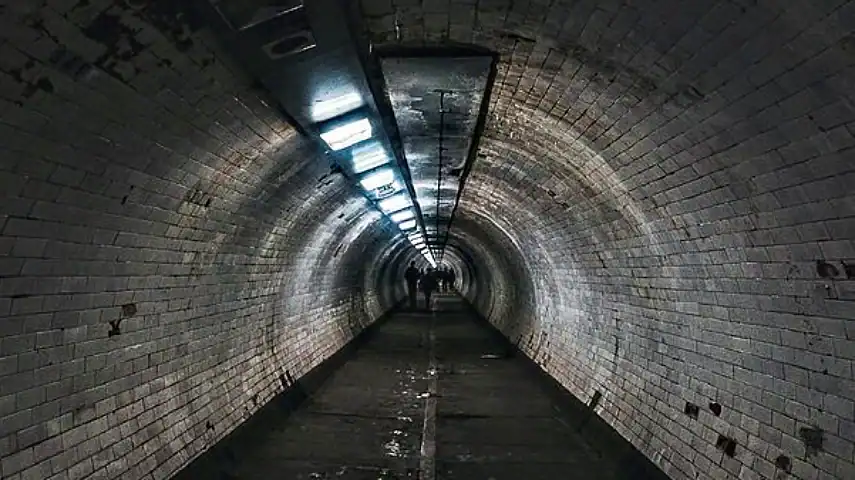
[361,1,855,479]
[2,1,855,479]
[0,2,412,479]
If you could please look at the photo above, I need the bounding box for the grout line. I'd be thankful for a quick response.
[419,310,438,480]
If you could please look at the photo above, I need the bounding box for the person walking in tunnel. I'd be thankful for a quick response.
[419,268,438,311]
[448,268,456,291]
[404,261,421,310]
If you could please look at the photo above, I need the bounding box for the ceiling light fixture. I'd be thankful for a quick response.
[311,92,363,122]
[379,193,411,213]
[391,209,415,223]
[359,168,395,191]
[351,142,391,174]
[319,117,372,151]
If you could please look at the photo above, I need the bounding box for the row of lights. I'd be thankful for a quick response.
[317,109,436,267]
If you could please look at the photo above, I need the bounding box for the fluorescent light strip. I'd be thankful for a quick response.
[391,209,415,223]
[351,144,390,174]
[359,168,395,190]
[311,93,362,122]
[379,194,411,213]
[320,118,372,151]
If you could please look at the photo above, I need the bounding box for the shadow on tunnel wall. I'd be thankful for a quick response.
[170,299,406,480]
[171,237,421,479]
[458,298,671,480]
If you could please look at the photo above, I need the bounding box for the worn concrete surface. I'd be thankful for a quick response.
[204,294,667,480]
[219,309,431,480]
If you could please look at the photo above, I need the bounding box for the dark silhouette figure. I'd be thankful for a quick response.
[419,268,438,311]
[447,268,456,291]
[404,261,421,310]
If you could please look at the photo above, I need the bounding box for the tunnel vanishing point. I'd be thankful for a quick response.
[1,0,855,479]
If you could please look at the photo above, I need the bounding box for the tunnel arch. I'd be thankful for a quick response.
[0,2,852,480]
[356,2,855,480]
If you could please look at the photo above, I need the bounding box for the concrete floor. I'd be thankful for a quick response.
[178,294,668,480]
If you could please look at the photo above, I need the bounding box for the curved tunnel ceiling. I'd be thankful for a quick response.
[354,4,855,480]
[0,2,853,480]
[378,51,494,260]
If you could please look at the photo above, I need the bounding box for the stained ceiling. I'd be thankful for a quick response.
[379,54,494,262]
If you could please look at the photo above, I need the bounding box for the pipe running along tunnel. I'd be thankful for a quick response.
[0,1,854,480]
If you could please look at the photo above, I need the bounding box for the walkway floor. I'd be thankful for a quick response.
[196,294,667,480]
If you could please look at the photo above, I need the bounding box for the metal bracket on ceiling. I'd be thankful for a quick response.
[209,0,316,59]
[262,31,316,59]
[209,0,305,31]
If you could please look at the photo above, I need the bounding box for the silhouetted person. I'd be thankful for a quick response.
[420,268,438,311]
[404,261,421,310]
[441,268,450,292]
[447,268,456,291]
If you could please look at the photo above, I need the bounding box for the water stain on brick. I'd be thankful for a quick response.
[816,260,839,278]
[673,84,704,108]
[684,402,699,419]
[108,318,122,337]
[839,34,855,53]
[34,77,54,93]
[85,10,146,64]
[16,72,55,100]
[28,15,60,44]
[589,390,602,410]
[121,303,137,317]
[775,455,791,472]
[140,0,204,52]
[72,404,96,426]
[49,47,95,81]
[798,427,823,457]
[185,182,213,207]
[709,402,722,416]
[715,434,737,457]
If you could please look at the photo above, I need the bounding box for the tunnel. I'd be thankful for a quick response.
[1,0,854,479]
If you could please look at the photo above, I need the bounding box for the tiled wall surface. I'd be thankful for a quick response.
[1,1,855,480]
[0,2,411,479]
[360,1,855,479]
